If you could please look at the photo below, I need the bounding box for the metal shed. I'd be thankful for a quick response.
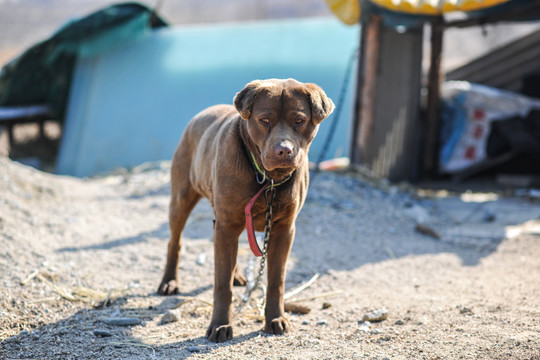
[328,0,540,181]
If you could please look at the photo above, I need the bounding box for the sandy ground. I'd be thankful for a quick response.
[0,155,539,359]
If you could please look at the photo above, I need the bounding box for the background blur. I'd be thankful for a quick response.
[0,0,332,67]
[1,0,540,182]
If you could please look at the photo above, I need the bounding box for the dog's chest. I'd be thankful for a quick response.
[249,190,294,231]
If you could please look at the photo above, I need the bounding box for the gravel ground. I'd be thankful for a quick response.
[0,156,539,359]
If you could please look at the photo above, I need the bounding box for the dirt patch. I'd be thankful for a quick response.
[0,156,539,359]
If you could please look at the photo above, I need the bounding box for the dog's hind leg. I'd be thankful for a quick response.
[233,268,247,286]
[157,160,201,295]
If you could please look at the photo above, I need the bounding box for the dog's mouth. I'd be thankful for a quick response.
[263,158,296,171]
[261,152,302,177]
[262,164,296,183]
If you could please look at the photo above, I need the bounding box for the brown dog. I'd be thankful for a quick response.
[157,78,334,342]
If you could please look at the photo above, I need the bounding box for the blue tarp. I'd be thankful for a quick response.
[57,18,359,177]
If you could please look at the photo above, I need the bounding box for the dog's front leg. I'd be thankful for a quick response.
[264,221,295,335]
[206,220,243,342]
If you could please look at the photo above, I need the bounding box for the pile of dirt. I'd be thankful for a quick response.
[0,156,539,359]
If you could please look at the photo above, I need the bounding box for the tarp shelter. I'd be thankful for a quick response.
[0,3,359,177]
[0,3,167,120]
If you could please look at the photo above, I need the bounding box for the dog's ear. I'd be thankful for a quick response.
[305,83,335,125]
[234,81,263,120]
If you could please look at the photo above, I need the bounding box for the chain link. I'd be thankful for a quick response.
[237,180,276,312]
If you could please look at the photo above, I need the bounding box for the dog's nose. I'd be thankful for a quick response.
[274,141,294,159]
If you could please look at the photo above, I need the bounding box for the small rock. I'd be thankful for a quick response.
[316,319,327,326]
[110,309,122,318]
[161,309,181,324]
[302,320,310,325]
[358,321,371,333]
[371,328,383,335]
[2,335,20,344]
[404,204,430,223]
[415,223,441,239]
[187,346,204,352]
[94,329,113,337]
[102,317,141,326]
[196,253,206,266]
[459,306,473,315]
[482,210,496,222]
[394,319,405,325]
[284,303,311,314]
[55,328,69,336]
[362,308,388,322]
[157,297,186,311]
[322,302,332,310]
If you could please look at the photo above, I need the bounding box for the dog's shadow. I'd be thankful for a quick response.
[0,290,266,359]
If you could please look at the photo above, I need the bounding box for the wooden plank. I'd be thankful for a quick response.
[352,14,382,165]
[424,19,444,178]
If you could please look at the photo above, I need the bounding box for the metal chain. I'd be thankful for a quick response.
[237,180,276,312]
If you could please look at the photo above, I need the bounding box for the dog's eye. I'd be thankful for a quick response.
[295,118,305,125]
[260,118,270,124]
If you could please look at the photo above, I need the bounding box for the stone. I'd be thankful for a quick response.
[161,309,181,324]
[196,253,206,266]
[358,321,371,333]
[403,204,430,223]
[187,346,204,352]
[362,308,388,322]
[322,302,332,309]
[459,306,473,315]
[415,223,441,239]
[102,317,141,326]
[94,329,113,337]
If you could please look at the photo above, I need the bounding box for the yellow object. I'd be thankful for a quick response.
[369,0,510,15]
[325,0,361,25]
[325,0,511,24]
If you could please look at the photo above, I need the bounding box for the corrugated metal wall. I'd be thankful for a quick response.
[351,21,424,182]
[446,29,540,93]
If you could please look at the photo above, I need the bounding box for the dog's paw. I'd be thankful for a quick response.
[233,271,247,287]
[206,323,233,343]
[264,316,291,335]
[157,280,179,295]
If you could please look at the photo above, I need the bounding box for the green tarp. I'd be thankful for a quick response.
[0,2,167,119]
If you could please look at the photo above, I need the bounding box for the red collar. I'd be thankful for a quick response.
[244,183,271,256]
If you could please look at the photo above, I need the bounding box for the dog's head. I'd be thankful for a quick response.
[234,78,334,174]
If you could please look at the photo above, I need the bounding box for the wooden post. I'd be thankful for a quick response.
[424,18,444,178]
[351,14,381,165]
